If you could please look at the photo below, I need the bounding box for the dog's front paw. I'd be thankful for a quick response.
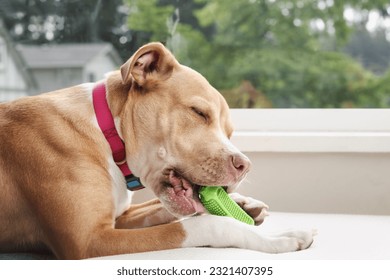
[229,193,269,225]
[269,229,317,253]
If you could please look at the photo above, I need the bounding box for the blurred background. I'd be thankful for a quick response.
[1,0,390,107]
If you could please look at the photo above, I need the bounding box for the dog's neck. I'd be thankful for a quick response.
[92,81,143,191]
[105,71,131,120]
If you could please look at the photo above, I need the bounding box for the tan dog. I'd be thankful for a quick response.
[0,42,314,259]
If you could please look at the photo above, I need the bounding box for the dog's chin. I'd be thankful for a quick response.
[158,169,206,218]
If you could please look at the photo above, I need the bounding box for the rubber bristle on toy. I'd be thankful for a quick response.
[199,186,255,225]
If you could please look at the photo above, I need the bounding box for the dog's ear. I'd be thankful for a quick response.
[120,42,177,87]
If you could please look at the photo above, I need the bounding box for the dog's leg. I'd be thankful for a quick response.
[229,193,269,225]
[84,215,314,259]
[37,182,311,258]
[49,212,314,258]
[115,198,177,229]
[180,215,315,253]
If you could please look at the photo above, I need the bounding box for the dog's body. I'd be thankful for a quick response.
[0,43,314,259]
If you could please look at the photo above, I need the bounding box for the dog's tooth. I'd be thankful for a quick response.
[182,178,191,190]
[169,170,182,186]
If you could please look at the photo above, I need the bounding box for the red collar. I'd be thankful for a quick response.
[92,83,144,191]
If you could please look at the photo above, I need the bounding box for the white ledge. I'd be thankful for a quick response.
[229,109,390,153]
[231,131,390,153]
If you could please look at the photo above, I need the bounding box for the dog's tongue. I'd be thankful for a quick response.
[167,171,205,216]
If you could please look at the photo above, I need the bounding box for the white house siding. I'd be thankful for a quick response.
[30,68,83,95]
[0,37,28,102]
[0,41,122,100]
[84,51,119,82]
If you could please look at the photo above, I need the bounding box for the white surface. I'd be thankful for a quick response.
[231,131,390,153]
[96,212,390,260]
[230,109,390,132]
[229,109,390,153]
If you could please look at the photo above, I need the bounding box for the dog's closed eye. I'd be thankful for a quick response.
[191,107,208,122]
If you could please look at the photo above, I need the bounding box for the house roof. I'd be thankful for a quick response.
[17,43,123,69]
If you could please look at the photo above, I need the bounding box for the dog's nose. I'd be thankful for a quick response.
[230,153,251,178]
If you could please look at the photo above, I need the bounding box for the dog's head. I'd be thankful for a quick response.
[118,42,251,217]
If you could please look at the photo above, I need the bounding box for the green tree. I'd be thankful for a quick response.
[2,0,389,107]
[368,70,390,107]
[126,0,174,43]
[123,0,390,107]
[345,28,390,75]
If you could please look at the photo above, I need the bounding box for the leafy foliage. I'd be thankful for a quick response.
[125,0,390,108]
[1,0,389,107]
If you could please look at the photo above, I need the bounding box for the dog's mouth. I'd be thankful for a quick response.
[161,169,206,217]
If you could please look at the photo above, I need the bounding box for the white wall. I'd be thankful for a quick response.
[133,109,390,215]
[84,51,119,82]
[0,37,28,102]
[239,152,390,215]
[30,68,83,94]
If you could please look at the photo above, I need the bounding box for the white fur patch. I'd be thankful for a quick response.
[157,146,167,159]
[108,157,132,218]
[81,82,96,103]
[114,117,123,140]
[219,131,241,155]
[181,215,315,253]
[181,215,261,249]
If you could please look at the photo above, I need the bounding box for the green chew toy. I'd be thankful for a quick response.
[199,186,255,225]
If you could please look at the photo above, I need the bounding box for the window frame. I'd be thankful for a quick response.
[230,109,390,153]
